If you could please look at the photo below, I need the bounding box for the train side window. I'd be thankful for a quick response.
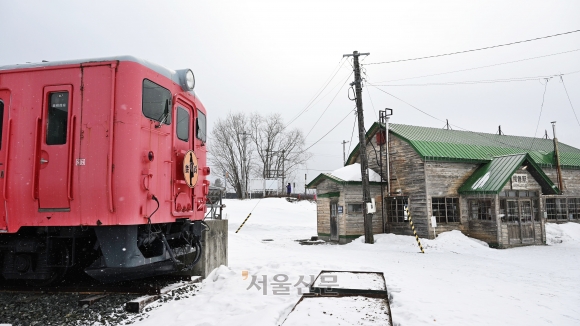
[0,100,3,149]
[46,92,69,145]
[196,109,206,142]
[176,107,190,142]
[142,79,172,125]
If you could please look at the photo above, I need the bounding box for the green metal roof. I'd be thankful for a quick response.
[306,173,383,189]
[346,123,580,169]
[458,153,559,195]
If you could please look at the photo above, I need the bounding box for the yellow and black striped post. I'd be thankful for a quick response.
[235,213,252,233]
[405,206,425,253]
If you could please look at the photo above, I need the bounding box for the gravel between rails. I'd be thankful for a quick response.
[0,283,201,326]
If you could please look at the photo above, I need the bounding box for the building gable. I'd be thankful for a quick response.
[458,153,559,195]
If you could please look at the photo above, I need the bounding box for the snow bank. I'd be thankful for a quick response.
[133,199,580,326]
[546,222,580,245]
[330,163,382,182]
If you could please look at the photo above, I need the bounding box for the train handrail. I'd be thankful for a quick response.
[3,119,12,201]
[107,63,117,213]
[31,117,41,200]
[67,115,76,200]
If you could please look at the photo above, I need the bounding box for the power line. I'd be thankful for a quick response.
[304,71,354,139]
[366,29,580,65]
[369,85,445,123]
[347,112,357,157]
[370,87,548,152]
[560,75,580,128]
[286,58,348,128]
[301,107,356,154]
[372,48,580,84]
[368,70,580,87]
[530,78,551,150]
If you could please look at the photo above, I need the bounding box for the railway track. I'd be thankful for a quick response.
[0,275,202,325]
[0,274,195,295]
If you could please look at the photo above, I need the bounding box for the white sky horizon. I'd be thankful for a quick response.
[1,0,579,191]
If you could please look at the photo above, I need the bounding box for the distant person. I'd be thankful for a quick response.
[286,183,291,196]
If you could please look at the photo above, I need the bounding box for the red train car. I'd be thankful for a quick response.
[0,56,210,284]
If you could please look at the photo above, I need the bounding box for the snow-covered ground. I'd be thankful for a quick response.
[134,198,580,326]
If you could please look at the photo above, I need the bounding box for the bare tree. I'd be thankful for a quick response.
[209,112,253,199]
[249,113,311,189]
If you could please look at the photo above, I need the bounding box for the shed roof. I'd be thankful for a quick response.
[346,123,580,169]
[458,153,559,195]
[306,173,383,188]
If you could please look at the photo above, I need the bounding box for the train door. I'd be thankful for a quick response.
[172,99,195,216]
[37,85,73,210]
[0,90,9,230]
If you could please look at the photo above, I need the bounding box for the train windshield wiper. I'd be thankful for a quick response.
[155,99,170,128]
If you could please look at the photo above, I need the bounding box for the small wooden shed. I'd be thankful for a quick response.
[307,164,384,243]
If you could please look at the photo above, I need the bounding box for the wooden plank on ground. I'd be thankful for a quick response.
[78,294,108,307]
[125,276,202,313]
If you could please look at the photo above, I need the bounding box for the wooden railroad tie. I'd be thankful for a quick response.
[125,276,202,313]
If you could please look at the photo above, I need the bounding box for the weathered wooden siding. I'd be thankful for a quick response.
[543,167,580,196]
[315,179,342,240]
[314,180,383,243]
[384,134,429,238]
[425,162,479,236]
[461,195,499,246]
[342,184,383,238]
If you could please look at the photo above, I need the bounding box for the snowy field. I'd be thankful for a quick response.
[134,198,580,326]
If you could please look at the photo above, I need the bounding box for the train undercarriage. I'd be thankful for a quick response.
[0,219,207,285]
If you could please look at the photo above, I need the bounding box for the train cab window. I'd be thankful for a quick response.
[0,100,3,149]
[46,92,69,145]
[176,107,190,142]
[196,109,206,142]
[142,79,172,125]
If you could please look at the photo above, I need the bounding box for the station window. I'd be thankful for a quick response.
[142,79,172,125]
[176,107,190,142]
[196,109,206,142]
[546,198,567,220]
[468,199,493,221]
[569,198,579,220]
[386,196,408,223]
[347,203,363,214]
[546,197,580,220]
[432,197,459,223]
[46,92,69,145]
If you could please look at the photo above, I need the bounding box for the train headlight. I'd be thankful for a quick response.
[177,69,195,91]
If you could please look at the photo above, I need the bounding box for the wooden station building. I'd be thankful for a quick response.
[307,123,580,248]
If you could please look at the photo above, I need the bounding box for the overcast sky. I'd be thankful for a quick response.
[1,0,579,191]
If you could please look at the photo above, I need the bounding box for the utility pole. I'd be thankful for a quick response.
[344,50,373,244]
[341,140,349,166]
[282,150,286,193]
[266,149,286,195]
[239,131,250,199]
